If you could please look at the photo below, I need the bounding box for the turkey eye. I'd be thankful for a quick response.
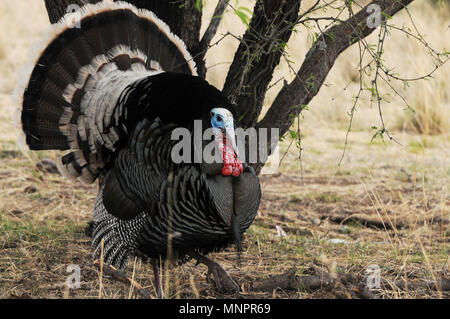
[217,115,223,122]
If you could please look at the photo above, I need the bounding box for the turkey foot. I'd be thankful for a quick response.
[188,251,240,292]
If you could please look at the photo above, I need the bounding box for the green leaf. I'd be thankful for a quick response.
[289,130,299,140]
[235,6,252,27]
[238,6,253,16]
[441,50,450,57]
[195,0,202,12]
[381,12,392,20]
[365,86,377,97]
[235,11,250,27]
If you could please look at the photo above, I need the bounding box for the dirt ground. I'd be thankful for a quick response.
[0,129,448,299]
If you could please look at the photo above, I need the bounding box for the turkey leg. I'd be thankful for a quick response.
[152,259,165,299]
[188,251,240,292]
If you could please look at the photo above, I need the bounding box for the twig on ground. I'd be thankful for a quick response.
[93,261,151,299]
[251,265,449,298]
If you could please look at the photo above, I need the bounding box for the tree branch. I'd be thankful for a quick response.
[200,0,227,48]
[195,0,228,78]
[257,0,414,139]
[222,0,302,128]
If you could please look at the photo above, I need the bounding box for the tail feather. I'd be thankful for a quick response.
[92,184,148,269]
[14,0,197,183]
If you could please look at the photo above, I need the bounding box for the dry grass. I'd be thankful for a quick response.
[0,132,448,299]
[393,80,450,135]
[0,0,449,299]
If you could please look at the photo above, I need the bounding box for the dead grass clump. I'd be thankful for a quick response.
[394,81,450,135]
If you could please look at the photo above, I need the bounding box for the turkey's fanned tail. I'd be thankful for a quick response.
[13,0,197,183]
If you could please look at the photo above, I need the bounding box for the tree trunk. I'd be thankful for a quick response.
[43,0,416,169]
[222,0,301,128]
[45,0,101,23]
[44,0,205,77]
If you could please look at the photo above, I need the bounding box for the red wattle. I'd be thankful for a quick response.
[217,131,243,177]
[222,165,233,176]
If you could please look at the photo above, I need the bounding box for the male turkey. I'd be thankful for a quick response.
[13,1,261,297]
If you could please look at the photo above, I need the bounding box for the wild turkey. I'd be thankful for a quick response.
[13,1,261,297]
